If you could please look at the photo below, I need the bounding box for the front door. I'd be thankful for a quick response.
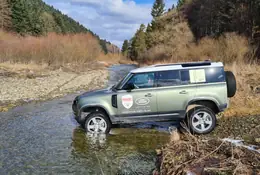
[116,72,158,122]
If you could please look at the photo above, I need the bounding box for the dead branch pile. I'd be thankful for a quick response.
[159,133,260,175]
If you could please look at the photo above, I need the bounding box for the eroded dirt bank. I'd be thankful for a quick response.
[0,65,108,111]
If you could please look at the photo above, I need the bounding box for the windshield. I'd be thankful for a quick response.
[114,73,133,90]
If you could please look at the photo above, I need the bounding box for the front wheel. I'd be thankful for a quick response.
[85,112,111,134]
[186,107,216,134]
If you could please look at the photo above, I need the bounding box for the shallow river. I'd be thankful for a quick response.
[0,64,174,175]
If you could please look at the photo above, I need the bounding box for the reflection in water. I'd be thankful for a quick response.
[86,132,107,147]
[71,127,169,174]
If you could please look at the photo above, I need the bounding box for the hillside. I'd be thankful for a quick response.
[0,0,119,53]
[127,0,260,62]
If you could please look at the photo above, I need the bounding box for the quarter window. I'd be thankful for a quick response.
[205,67,225,83]
[180,67,225,85]
[157,70,181,87]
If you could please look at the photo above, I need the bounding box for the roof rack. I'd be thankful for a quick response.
[181,61,211,67]
[154,61,212,68]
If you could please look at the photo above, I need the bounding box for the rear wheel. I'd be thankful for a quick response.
[187,107,216,134]
[85,112,111,134]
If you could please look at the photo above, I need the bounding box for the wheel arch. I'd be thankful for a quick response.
[80,105,112,124]
[186,99,220,114]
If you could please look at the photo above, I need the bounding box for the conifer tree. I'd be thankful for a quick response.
[146,23,153,49]
[121,40,129,56]
[151,0,165,18]
[177,0,185,9]
[130,24,147,61]
[0,0,11,29]
[10,0,31,34]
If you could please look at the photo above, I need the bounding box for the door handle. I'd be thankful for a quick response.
[145,93,153,97]
[179,90,188,94]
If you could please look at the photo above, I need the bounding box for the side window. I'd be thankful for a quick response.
[180,70,191,85]
[157,70,181,87]
[205,68,225,83]
[123,72,155,89]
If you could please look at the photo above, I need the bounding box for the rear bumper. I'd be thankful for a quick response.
[218,103,228,112]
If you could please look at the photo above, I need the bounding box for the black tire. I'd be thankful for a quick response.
[225,71,236,97]
[84,112,111,134]
[186,106,216,134]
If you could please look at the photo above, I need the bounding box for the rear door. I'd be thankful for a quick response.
[155,70,197,120]
[116,72,158,122]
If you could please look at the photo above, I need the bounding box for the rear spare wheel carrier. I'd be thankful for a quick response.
[225,71,236,97]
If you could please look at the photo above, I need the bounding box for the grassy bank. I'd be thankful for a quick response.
[225,63,260,116]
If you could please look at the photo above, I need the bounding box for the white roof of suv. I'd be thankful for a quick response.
[131,61,223,73]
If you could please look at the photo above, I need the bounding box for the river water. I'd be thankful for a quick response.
[0,64,172,175]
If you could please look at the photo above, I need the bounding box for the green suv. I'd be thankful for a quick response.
[72,61,236,134]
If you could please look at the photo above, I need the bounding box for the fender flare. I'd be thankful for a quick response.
[185,98,221,113]
[78,104,111,123]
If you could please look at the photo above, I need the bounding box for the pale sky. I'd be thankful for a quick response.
[43,0,177,47]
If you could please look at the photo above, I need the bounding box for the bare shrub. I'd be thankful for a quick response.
[0,30,104,67]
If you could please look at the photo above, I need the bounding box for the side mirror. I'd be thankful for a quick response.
[124,83,135,91]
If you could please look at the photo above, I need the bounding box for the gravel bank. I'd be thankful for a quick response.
[0,69,108,111]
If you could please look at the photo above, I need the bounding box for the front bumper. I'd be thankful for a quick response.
[72,99,80,122]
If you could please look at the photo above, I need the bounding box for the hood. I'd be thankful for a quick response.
[78,87,113,98]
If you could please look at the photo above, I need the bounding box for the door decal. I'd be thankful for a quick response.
[122,95,133,109]
[135,97,150,106]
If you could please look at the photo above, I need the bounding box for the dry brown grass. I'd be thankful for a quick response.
[144,22,250,64]
[225,63,260,116]
[0,30,123,69]
[0,62,47,72]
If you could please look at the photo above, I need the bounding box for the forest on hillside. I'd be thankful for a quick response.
[0,0,118,53]
[123,0,260,63]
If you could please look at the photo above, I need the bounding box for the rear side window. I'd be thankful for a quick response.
[156,70,181,87]
[180,70,190,85]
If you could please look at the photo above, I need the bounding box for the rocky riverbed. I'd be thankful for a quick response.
[0,67,108,111]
